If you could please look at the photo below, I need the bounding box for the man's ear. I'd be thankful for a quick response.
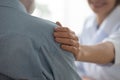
[19,0,35,14]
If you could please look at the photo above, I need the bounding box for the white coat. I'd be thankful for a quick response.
[77,5,120,80]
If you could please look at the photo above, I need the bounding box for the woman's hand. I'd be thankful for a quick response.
[54,22,81,60]
[54,22,115,64]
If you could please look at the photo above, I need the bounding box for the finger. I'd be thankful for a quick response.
[61,45,82,60]
[82,76,94,80]
[54,32,72,38]
[56,21,63,27]
[55,38,79,47]
[70,31,79,41]
[61,45,78,56]
[54,27,71,32]
[54,31,79,41]
[74,36,79,41]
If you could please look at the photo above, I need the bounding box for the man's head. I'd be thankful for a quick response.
[20,0,35,14]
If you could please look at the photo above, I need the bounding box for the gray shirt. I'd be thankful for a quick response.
[0,0,81,80]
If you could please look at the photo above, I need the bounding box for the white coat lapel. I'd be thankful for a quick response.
[92,5,120,44]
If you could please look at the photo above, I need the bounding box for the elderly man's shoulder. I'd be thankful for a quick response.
[24,14,57,29]
[14,13,57,42]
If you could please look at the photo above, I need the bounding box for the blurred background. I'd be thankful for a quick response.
[32,0,92,35]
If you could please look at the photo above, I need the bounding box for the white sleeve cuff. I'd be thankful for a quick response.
[103,39,120,65]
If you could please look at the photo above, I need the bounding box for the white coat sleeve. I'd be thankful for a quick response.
[103,28,120,64]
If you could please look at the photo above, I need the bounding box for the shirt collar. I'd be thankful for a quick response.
[97,5,120,34]
[0,0,27,13]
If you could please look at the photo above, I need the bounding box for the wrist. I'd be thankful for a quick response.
[76,45,85,61]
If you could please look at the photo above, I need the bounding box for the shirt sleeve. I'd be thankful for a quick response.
[103,28,120,65]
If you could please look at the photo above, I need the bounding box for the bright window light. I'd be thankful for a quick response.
[32,0,92,34]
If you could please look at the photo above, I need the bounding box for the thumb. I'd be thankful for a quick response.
[56,21,63,27]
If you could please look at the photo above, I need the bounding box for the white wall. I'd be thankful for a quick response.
[32,0,92,34]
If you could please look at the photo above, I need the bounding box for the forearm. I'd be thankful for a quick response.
[78,42,115,64]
